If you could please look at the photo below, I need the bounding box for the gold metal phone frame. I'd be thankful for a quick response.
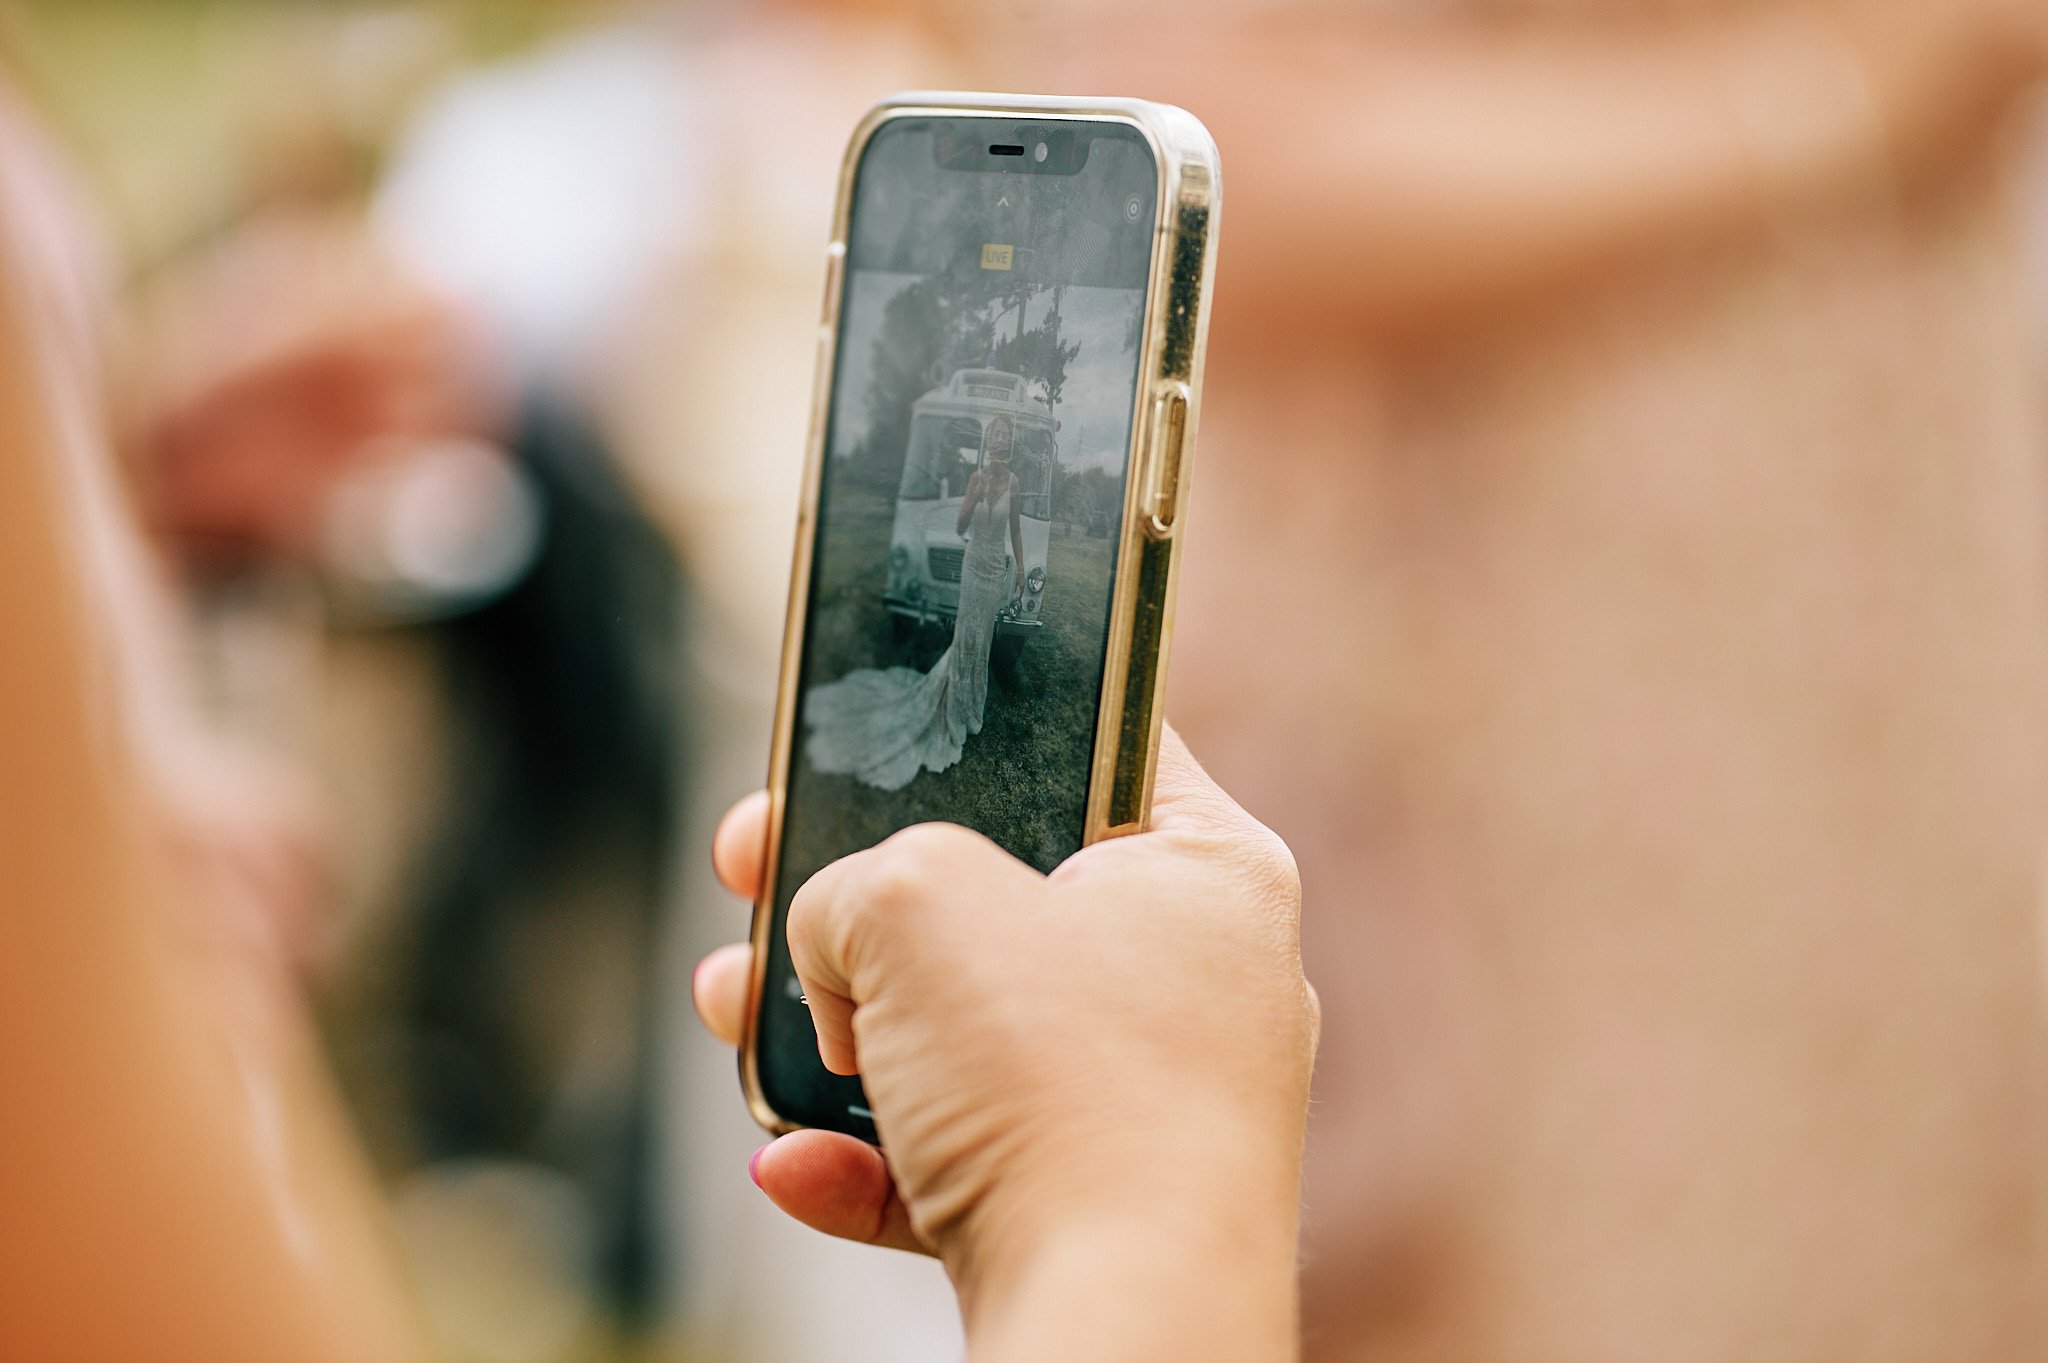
[741,93,1221,1136]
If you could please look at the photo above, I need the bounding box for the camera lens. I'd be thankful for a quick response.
[1033,142,1049,163]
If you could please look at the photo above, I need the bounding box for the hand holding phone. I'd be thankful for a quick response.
[694,732,1315,1354]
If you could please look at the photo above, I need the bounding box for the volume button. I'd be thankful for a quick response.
[1145,387,1188,538]
[819,243,845,323]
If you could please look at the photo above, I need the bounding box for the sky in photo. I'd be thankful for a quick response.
[830,271,1144,475]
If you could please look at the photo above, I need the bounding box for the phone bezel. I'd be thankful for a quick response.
[740,93,1221,1139]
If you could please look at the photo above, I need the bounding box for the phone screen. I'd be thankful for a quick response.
[755,116,1161,1136]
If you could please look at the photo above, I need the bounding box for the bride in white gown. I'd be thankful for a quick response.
[805,415,1027,791]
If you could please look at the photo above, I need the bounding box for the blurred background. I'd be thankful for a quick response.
[0,1,2043,1361]
[1,2,967,1359]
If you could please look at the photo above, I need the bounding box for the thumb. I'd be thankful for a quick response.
[784,857,865,1077]
[783,823,1025,1077]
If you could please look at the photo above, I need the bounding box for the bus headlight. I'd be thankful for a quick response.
[1026,566,1046,595]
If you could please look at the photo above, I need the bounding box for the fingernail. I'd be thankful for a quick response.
[748,1146,767,1188]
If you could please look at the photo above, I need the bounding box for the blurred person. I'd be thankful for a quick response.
[0,53,428,1363]
[957,1,2048,1359]
[0,10,694,1359]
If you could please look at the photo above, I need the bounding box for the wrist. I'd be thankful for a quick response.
[964,1205,1299,1363]
[945,1125,1303,1361]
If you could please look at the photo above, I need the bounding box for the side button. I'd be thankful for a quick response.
[819,243,845,322]
[1145,387,1188,538]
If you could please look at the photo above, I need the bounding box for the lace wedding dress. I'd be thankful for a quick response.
[804,478,1013,790]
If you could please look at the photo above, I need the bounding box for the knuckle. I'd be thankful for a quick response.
[841,825,981,932]
[897,820,983,858]
[801,825,999,970]
[823,855,912,968]
[1233,823,1302,920]
[883,821,958,861]
[882,822,996,884]
[856,840,933,908]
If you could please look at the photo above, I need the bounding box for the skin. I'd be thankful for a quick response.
[692,730,1317,1361]
[978,6,2048,1358]
[0,87,427,1362]
[989,0,2048,345]
[957,417,1027,601]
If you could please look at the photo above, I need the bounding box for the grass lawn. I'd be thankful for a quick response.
[779,481,1119,887]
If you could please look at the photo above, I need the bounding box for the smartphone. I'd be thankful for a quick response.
[740,94,1220,1140]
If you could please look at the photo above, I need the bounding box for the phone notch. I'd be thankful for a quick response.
[932,121,1090,175]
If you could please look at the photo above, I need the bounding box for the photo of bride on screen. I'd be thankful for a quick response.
[782,256,1146,871]
[804,413,1026,790]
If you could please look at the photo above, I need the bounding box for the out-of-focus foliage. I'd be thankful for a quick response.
[0,0,568,262]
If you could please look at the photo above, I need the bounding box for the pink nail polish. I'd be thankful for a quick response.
[748,1146,767,1188]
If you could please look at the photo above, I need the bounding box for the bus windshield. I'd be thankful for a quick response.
[899,415,984,500]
